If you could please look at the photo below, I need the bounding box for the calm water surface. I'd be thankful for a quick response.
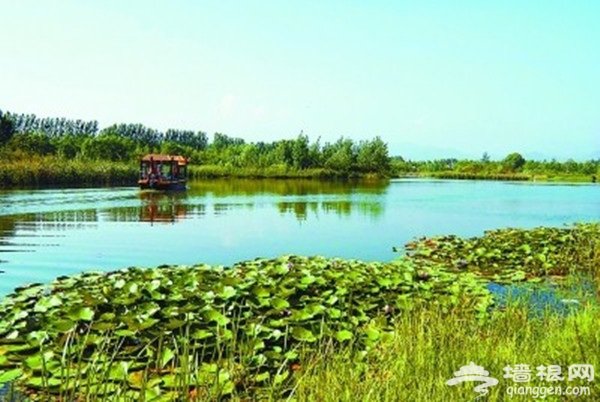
[0,179,598,296]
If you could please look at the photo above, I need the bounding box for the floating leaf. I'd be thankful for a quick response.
[253,287,270,298]
[159,347,175,368]
[128,370,145,389]
[0,368,23,383]
[364,328,380,341]
[204,309,229,326]
[270,298,290,310]
[254,371,270,382]
[335,330,353,341]
[192,329,213,340]
[33,295,62,312]
[219,285,237,299]
[68,306,94,321]
[291,327,316,342]
[273,370,289,385]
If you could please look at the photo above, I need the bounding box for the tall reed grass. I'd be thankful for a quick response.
[0,156,137,188]
[187,165,373,180]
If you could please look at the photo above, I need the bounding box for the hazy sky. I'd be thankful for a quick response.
[1,1,598,160]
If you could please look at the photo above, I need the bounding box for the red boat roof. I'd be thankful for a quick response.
[140,154,187,164]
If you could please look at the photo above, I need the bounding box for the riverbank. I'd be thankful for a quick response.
[400,171,596,183]
[0,156,388,188]
[1,224,598,400]
[1,157,596,189]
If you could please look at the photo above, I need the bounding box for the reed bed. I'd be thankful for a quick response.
[0,156,137,188]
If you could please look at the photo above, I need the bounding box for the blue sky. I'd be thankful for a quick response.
[1,1,598,160]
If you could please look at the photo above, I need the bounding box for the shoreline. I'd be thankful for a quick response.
[0,168,598,191]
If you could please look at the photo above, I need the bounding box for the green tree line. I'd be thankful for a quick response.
[2,108,597,184]
[0,109,391,176]
[393,151,599,181]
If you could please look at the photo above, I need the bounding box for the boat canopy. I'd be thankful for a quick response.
[140,154,187,165]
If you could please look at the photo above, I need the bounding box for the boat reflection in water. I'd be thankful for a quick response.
[139,191,188,224]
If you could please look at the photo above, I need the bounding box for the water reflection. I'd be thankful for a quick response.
[0,180,390,225]
[277,200,384,220]
[138,191,189,224]
[0,179,389,279]
[188,178,389,197]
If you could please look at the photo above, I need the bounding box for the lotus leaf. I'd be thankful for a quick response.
[335,330,353,341]
[0,368,23,383]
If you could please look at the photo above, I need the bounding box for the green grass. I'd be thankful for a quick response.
[293,303,599,402]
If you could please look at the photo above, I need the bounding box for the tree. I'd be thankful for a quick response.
[356,136,390,173]
[0,109,15,145]
[581,160,597,175]
[160,141,192,158]
[324,137,356,172]
[82,134,135,161]
[212,132,244,149]
[54,135,86,159]
[8,132,55,155]
[292,133,310,169]
[239,143,260,167]
[503,152,526,172]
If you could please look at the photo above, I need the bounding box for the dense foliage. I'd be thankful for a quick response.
[0,110,15,145]
[0,110,391,178]
[399,223,600,281]
[0,224,598,400]
[2,109,597,185]
[0,256,489,400]
[393,152,599,181]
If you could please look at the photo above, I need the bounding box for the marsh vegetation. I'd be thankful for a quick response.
[1,224,598,401]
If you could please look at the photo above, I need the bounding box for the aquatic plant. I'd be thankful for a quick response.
[1,223,598,400]
[0,256,490,400]
[398,223,600,281]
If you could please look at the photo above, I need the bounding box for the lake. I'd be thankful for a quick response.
[0,178,598,297]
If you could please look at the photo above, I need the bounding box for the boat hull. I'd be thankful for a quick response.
[138,179,187,191]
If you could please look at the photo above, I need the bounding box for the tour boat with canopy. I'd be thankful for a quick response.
[138,154,188,191]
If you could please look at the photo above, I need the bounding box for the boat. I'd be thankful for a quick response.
[138,154,188,191]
